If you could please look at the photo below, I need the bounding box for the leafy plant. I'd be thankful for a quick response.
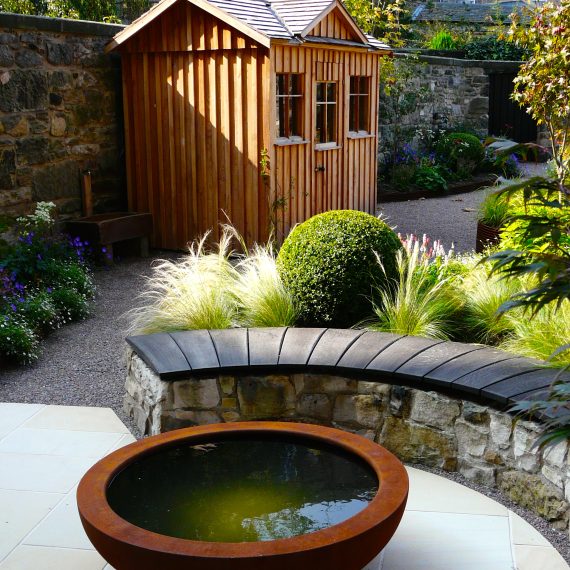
[277,211,401,327]
[464,35,528,61]
[428,30,457,51]
[368,236,460,339]
[413,166,448,192]
[18,291,59,334]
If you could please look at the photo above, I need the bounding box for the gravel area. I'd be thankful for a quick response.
[1,168,567,564]
[378,163,547,254]
[0,255,168,437]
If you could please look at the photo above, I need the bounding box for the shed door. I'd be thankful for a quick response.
[313,62,343,213]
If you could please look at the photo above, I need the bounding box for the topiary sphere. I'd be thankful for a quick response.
[277,210,401,327]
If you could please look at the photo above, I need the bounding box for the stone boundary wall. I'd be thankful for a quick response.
[125,351,570,534]
[377,53,539,167]
[0,14,126,219]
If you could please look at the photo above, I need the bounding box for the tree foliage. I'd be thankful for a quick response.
[509,0,570,188]
[0,0,149,22]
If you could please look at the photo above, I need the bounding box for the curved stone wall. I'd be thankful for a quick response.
[124,328,570,535]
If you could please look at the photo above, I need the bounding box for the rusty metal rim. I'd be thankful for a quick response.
[77,421,409,559]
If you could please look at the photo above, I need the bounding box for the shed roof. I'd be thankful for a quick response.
[109,0,389,51]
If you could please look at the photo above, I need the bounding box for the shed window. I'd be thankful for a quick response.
[349,76,370,133]
[276,74,303,139]
[315,81,337,146]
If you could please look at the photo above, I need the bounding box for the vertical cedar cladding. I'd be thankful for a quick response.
[270,43,380,242]
[119,0,270,249]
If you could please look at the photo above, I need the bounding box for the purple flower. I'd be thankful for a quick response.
[47,287,53,293]
[10,303,17,312]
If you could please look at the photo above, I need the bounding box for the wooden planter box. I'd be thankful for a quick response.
[475,221,501,253]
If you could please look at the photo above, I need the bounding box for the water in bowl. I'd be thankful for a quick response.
[107,436,378,542]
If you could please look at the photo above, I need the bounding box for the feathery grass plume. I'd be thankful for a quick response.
[501,300,570,366]
[459,262,521,344]
[126,230,239,334]
[367,238,461,339]
[232,243,298,327]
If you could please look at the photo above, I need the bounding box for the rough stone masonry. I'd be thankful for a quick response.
[0,14,126,219]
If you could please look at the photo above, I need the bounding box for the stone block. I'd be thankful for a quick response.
[46,42,74,66]
[0,149,15,189]
[409,391,461,430]
[222,411,240,422]
[237,376,295,419]
[219,376,235,396]
[542,464,565,490]
[301,374,357,394]
[32,161,80,201]
[357,381,391,397]
[221,397,237,409]
[544,441,568,469]
[380,417,457,470]
[0,70,48,113]
[126,352,169,407]
[389,385,410,417]
[498,471,568,522]
[50,116,66,137]
[333,394,382,429]
[162,410,221,431]
[172,378,220,409]
[513,422,542,473]
[459,461,497,487]
[462,402,489,425]
[297,393,332,421]
[0,45,14,67]
[467,97,489,116]
[15,49,43,68]
[489,412,512,450]
[455,419,488,458]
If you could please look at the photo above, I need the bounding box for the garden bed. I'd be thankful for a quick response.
[378,173,497,202]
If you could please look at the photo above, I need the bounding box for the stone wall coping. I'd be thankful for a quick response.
[126,328,567,417]
[0,12,124,36]
[394,50,522,72]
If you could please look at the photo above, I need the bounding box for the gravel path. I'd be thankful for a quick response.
[378,163,548,254]
[0,256,166,436]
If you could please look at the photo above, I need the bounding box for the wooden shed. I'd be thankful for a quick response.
[107,0,390,249]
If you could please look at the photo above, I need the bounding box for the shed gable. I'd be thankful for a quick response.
[305,6,362,42]
[119,1,255,53]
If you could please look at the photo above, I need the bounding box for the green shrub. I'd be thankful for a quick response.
[277,210,401,326]
[436,132,485,175]
[429,30,457,51]
[413,166,448,192]
[0,317,40,365]
[45,261,95,298]
[50,288,91,323]
[389,163,418,191]
[19,292,59,334]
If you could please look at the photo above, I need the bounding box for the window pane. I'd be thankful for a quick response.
[359,95,369,132]
[316,103,324,143]
[291,74,300,95]
[360,76,368,94]
[327,82,336,102]
[349,95,356,132]
[277,74,285,96]
[326,103,336,143]
[316,82,325,103]
[350,76,357,93]
[277,95,284,137]
[291,97,302,137]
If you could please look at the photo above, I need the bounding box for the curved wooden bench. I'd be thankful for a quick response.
[127,327,565,416]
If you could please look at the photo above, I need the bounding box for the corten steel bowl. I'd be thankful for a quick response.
[77,422,409,570]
